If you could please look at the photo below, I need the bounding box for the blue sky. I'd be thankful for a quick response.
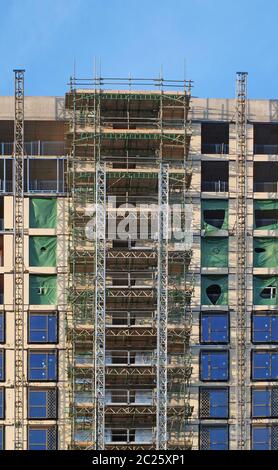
[0,0,277,98]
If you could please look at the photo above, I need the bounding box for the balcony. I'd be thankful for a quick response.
[105,389,153,405]
[202,143,229,155]
[105,428,154,445]
[0,141,65,156]
[201,123,229,155]
[201,161,229,192]
[253,162,278,193]
[254,124,278,154]
[202,181,228,192]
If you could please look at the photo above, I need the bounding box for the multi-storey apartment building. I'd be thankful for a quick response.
[0,72,278,450]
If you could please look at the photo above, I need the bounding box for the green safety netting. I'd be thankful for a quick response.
[29,198,57,228]
[201,200,228,234]
[253,276,278,305]
[29,275,57,305]
[201,275,228,305]
[254,200,278,230]
[29,236,57,267]
[201,237,228,267]
[253,238,278,268]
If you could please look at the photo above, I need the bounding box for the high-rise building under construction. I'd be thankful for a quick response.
[0,71,278,450]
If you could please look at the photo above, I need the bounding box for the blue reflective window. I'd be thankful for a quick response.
[28,351,57,381]
[0,426,3,450]
[0,313,4,343]
[200,388,228,418]
[0,389,4,419]
[200,351,229,381]
[253,314,278,343]
[29,313,58,343]
[0,351,4,381]
[252,426,271,450]
[28,427,57,450]
[28,389,57,419]
[201,313,229,343]
[253,389,271,417]
[200,426,229,450]
[252,351,278,380]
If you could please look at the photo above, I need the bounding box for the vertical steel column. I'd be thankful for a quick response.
[235,71,248,450]
[13,69,25,450]
[95,163,106,449]
[156,163,169,449]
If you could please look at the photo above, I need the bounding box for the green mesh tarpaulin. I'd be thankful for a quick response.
[29,275,57,305]
[29,198,57,228]
[201,237,228,267]
[201,200,228,234]
[29,236,57,267]
[201,275,228,305]
[253,276,278,305]
[253,238,278,268]
[254,200,278,230]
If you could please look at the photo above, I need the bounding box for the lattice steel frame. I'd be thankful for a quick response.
[235,71,248,450]
[13,69,25,450]
[156,163,169,449]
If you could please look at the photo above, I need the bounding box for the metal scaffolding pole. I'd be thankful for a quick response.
[235,71,248,450]
[13,69,25,450]
[156,163,169,450]
[94,162,106,449]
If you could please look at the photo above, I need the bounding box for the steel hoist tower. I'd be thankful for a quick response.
[235,71,248,450]
[156,163,169,449]
[13,69,25,450]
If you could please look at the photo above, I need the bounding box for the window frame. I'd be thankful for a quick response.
[0,425,4,450]
[0,312,5,344]
[0,388,4,420]
[0,350,5,382]
[28,311,58,344]
[199,387,229,419]
[28,350,58,382]
[252,350,278,381]
[252,312,278,344]
[199,424,229,451]
[200,311,230,344]
[252,425,272,450]
[28,388,58,420]
[199,350,229,382]
[27,426,57,451]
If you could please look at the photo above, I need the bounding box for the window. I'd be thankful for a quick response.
[252,313,278,343]
[28,312,58,343]
[252,388,278,418]
[252,426,278,450]
[0,350,4,381]
[201,312,229,343]
[252,351,278,380]
[28,427,57,450]
[28,351,57,381]
[0,313,4,343]
[28,389,57,419]
[200,425,229,450]
[0,425,4,450]
[0,388,4,419]
[200,388,229,419]
[200,351,229,381]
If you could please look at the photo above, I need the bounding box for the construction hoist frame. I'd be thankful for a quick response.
[235,71,248,450]
[156,163,169,450]
[13,69,25,450]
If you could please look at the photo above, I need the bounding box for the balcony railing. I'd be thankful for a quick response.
[105,428,154,444]
[202,181,228,192]
[254,181,278,192]
[254,144,278,154]
[0,141,65,156]
[28,180,64,193]
[202,143,229,154]
[106,311,154,327]
[106,351,154,366]
[105,389,153,405]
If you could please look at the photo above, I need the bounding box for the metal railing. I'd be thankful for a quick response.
[0,141,65,156]
[105,428,154,444]
[105,389,153,405]
[254,181,278,192]
[202,143,229,154]
[254,144,278,154]
[106,351,154,366]
[28,180,64,193]
[202,181,229,192]
[106,311,154,327]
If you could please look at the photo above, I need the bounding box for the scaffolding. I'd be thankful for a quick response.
[235,72,248,450]
[66,76,194,450]
[13,69,25,450]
